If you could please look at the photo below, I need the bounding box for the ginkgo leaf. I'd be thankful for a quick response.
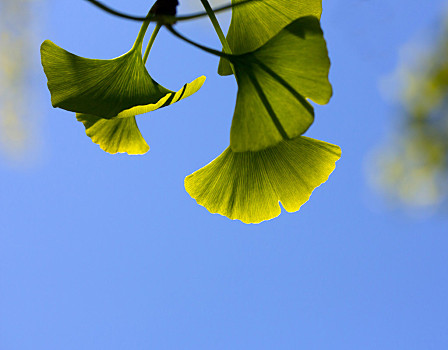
[41,40,205,119]
[185,136,341,224]
[41,40,171,118]
[75,76,205,155]
[218,0,322,75]
[41,39,205,155]
[75,115,149,155]
[114,76,206,119]
[227,16,331,152]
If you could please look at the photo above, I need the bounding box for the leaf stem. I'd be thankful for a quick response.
[199,0,235,74]
[143,23,162,64]
[199,0,231,54]
[132,8,152,51]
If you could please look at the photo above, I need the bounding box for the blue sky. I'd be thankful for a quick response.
[1,1,448,349]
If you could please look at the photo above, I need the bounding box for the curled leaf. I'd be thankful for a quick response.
[76,77,205,154]
[40,40,172,119]
[40,40,205,154]
[185,136,341,224]
[218,0,322,75]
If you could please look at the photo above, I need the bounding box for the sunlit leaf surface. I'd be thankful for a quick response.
[41,40,205,154]
[75,115,149,155]
[75,77,205,154]
[218,0,322,75]
[185,136,341,223]
[228,16,331,151]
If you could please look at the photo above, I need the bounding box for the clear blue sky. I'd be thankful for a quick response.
[1,1,448,349]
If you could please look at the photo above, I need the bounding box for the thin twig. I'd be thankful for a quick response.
[165,25,232,60]
[83,0,255,23]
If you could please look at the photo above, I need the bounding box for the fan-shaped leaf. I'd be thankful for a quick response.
[75,76,206,155]
[75,115,149,155]
[185,136,341,223]
[228,16,331,152]
[41,40,173,118]
[218,0,322,75]
[41,40,205,154]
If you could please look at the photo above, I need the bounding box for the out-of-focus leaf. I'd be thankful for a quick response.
[0,0,37,160]
[374,15,448,208]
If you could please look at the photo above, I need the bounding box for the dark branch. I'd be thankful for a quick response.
[165,25,232,59]
[83,0,254,23]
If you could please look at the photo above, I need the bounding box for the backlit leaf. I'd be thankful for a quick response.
[41,40,171,118]
[41,40,205,154]
[75,115,149,155]
[185,136,341,223]
[75,76,205,155]
[218,0,322,75]
[228,16,331,152]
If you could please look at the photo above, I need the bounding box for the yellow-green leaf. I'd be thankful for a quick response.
[228,16,331,152]
[41,40,173,119]
[75,115,149,155]
[76,76,205,155]
[185,136,341,224]
[41,40,205,154]
[218,0,322,75]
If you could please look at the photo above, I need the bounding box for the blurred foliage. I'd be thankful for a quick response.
[0,0,37,161]
[374,13,448,209]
